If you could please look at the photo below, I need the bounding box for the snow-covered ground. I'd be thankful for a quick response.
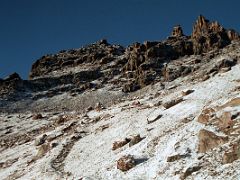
[0,62,240,179]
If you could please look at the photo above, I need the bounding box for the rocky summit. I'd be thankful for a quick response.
[0,15,240,179]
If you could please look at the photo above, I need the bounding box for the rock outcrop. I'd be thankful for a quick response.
[191,15,239,54]
[171,25,184,37]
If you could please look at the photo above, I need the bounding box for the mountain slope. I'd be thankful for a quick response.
[0,16,240,180]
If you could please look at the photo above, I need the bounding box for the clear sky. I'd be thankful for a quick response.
[0,0,239,79]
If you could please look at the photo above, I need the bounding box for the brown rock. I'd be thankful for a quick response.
[181,89,194,96]
[223,143,240,164]
[32,113,43,120]
[163,97,184,109]
[55,115,67,125]
[35,143,50,159]
[167,154,183,162]
[227,29,240,41]
[191,15,237,54]
[197,108,215,124]
[171,25,184,37]
[218,112,234,133]
[180,165,202,180]
[117,155,136,171]
[112,138,131,151]
[129,134,144,147]
[198,129,228,153]
[35,134,47,146]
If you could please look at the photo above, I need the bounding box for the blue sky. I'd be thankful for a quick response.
[0,0,239,79]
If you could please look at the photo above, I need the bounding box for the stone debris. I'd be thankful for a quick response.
[34,134,47,146]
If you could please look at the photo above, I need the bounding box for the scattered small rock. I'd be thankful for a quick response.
[220,67,231,73]
[35,143,50,159]
[129,134,144,147]
[117,155,136,171]
[153,100,162,107]
[112,138,131,150]
[147,114,162,124]
[32,114,43,120]
[35,134,47,146]
[201,75,210,81]
[163,97,184,109]
[180,165,202,180]
[181,89,194,96]
[86,106,93,111]
[167,154,184,162]
[51,142,58,148]
[131,101,141,106]
[95,102,104,111]
[55,115,67,125]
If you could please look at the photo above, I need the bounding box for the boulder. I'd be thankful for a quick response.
[112,138,131,151]
[198,129,228,153]
[163,97,184,109]
[117,155,136,171]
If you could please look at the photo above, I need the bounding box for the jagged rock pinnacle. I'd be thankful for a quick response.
[171,25,184,37]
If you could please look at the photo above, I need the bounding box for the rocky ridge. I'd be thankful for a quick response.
[0,16,239,113]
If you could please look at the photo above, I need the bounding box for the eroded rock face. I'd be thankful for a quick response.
[191,15,239,54]
[198,129,228,153]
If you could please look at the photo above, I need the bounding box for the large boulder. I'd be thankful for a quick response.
[198,129,228,153]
